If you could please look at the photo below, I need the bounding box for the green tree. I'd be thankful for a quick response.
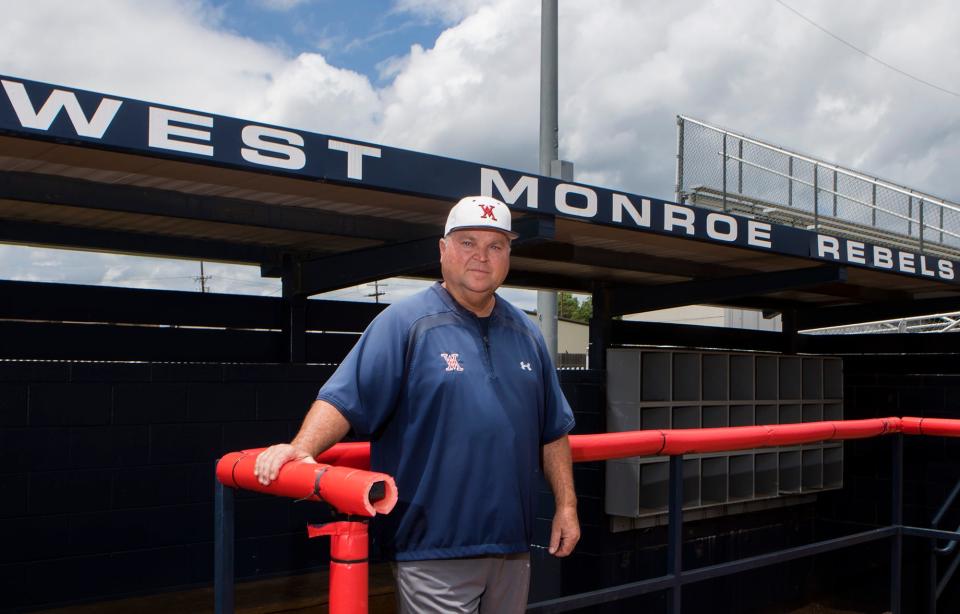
[558,292,592,323]
[576,296,593,322]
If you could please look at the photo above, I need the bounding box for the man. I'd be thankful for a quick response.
[254,195,579,613]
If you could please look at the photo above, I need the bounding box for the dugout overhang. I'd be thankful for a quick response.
[0,74,958,331]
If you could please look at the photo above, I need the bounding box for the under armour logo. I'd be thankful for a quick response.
[520,361,532,371]
[478,204,498,221]
[441,353,464,372]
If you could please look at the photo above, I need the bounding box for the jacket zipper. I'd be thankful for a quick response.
[476,316,495,378]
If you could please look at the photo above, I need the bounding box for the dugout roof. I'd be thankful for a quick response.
[0,74,958,330]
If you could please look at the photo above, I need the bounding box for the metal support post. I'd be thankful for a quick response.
[722,134,728,211]
[537,0,559,363]
[539,160,573,367]
[832,170,838,216]
[908,196,914,238]
[737,138,743,195]
[787,156,793,208]
[929,542,938,614]
[940,204,945,243]
[281,259,307,363]
[781,308,798,354]
[285,295,307,363]
[539,0,558,177]
[891,433,904,614]
[668,455,684,614]
[813,163,819,230]
[675,116,685,203]
[919,200,925,253]
[214,477,235,614]
[588,282,611,370]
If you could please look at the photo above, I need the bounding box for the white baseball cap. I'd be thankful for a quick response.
[444,195,518,239]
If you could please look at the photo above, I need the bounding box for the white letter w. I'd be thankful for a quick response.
[2,80,122,138]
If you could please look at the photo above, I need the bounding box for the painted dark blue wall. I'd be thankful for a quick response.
[0,361,342,611]
[4,325,960,612]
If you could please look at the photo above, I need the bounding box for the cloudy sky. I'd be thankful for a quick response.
[2,0,959,307]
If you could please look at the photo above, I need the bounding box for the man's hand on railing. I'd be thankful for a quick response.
[253,443,316,486]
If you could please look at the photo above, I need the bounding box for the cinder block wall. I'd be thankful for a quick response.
[815,354,960,613]
[7,351,960,612]
[1,362,608,612]
[0,361,339,611]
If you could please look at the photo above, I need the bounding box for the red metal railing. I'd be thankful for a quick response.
[215,449,396,614]
[214,417,960,614]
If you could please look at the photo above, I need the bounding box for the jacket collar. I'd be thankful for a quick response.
[431,281,505,320]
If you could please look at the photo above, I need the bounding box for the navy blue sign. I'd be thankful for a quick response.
[0,74,955,284]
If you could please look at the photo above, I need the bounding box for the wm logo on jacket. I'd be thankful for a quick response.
[441,353,464,372]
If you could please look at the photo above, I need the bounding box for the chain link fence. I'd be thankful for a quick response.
[676,116,960,260]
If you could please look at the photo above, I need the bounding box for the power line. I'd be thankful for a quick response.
[774,0,960,99]
[210,275,279,287]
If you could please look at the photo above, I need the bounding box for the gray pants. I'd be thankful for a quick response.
[393,553,531,613]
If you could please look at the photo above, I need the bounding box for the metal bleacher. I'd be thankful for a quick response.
[676,116,960,333]
[686,185,960,263]
[677,115,960,263]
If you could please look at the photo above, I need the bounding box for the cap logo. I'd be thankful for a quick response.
[446,196,516,238]
[478,204,498,221]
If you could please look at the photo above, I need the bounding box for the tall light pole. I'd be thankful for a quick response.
[538,0,570,364]
[540,0,558,177]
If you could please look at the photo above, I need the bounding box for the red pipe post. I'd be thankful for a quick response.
[308,521,370,614]
[215,450,396,517]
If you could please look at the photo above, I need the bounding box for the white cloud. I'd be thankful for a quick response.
[6,0,959,194]
[238,52,382,139]
[377,1,541,170]
[392,0,491,25]
[3,0,960,297]
[0,0,286,113]
[377,0,960,201]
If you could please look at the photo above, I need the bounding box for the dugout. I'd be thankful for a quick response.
[3,75,960,613]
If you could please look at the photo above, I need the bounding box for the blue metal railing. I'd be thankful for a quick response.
[928,474,960,613]
[525,434,956,614]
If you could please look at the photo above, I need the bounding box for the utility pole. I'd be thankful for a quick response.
[365,280,387,303]
[196,261,210,293]
[538,0,571,364]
